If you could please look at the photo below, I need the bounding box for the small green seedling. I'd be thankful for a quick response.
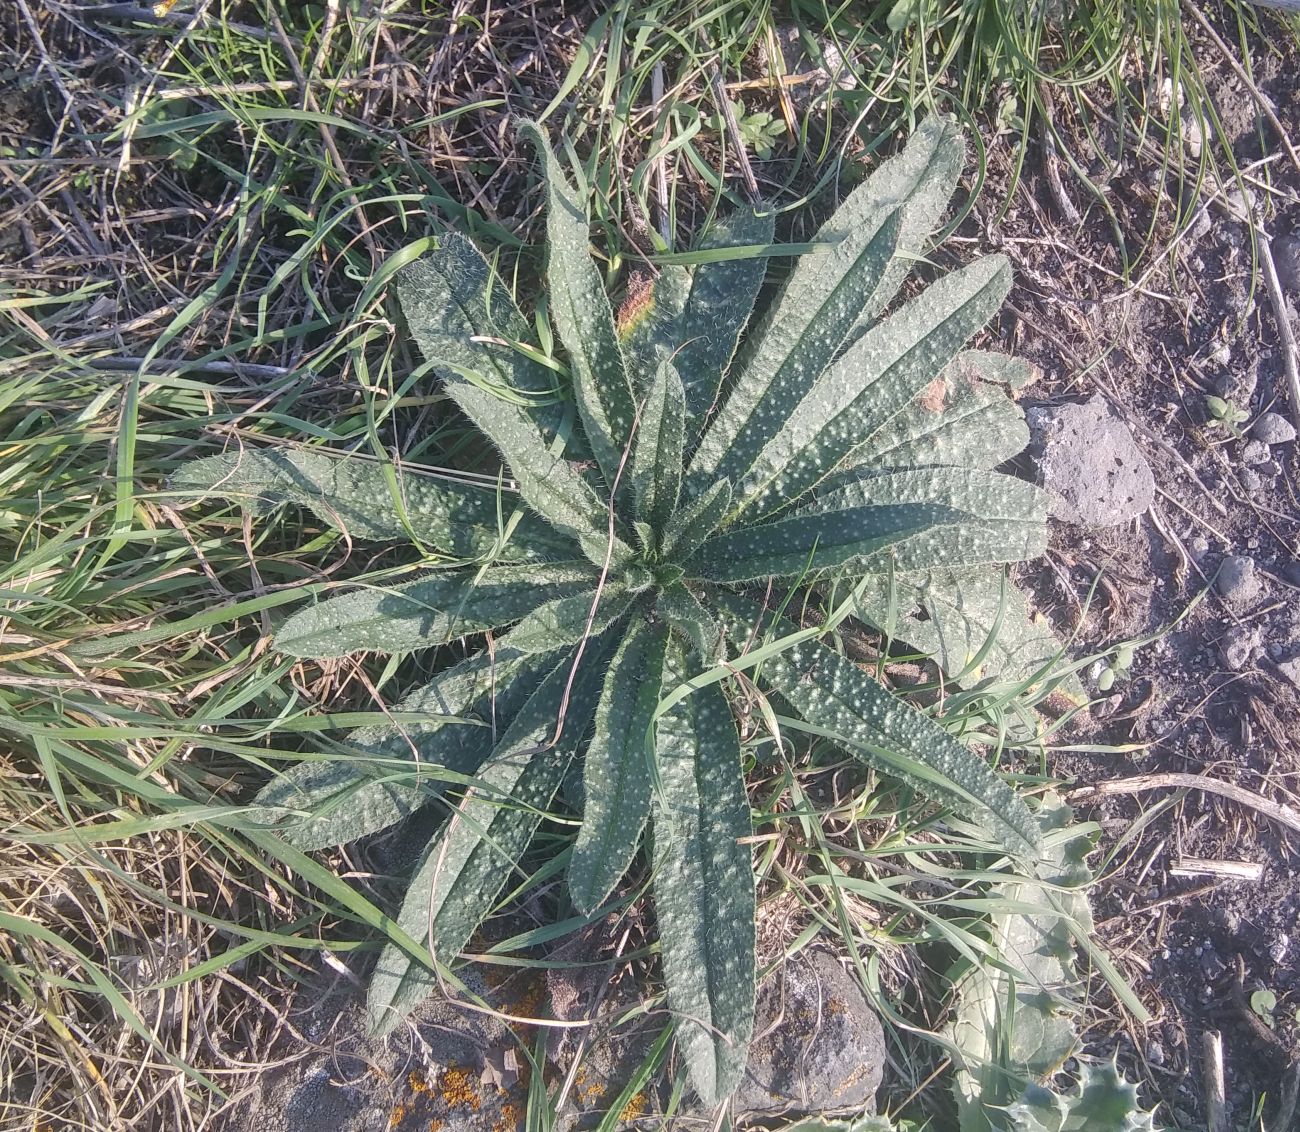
[1096,643,1136,692]
[1250,988,1278,1029]
[712,98,786,159]
[1204,394,1249,439]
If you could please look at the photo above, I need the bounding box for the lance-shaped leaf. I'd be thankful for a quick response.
[845,350,1031,473]
[519,120,636,490]
[172,447,574,562]
[397,250,623,567]
[660,479,731,563]
[690,116,964,492]
[852,567,1082,698]
[568,620,670,914]
[367,637,612,1036]
[500,584,637,655]
[396,232,571,445]
[252,650,559,850]
[631,360,685,540]
[651,641,754,1106]
[714,593,1042,860]
[690,503,967,583]
[735,255,1013,519]
[275,562,596,658]
[655,581,722,661]
[806,467,1048,573]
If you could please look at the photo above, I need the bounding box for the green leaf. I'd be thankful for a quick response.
[520,120,636,490]
[845,350,1032,473]
[651,641,754,1106]
[631,359,686,540]
[690,116,964,493]
[1005,1063,1160,1132]
[735,255,1013,519]
[252,650,559,850]
[853,568,1081,697]
[172,447,573,561]
[568,621,670,914]
[655,581,722,661]
[275,562,596,658]
[691,502,967,582]
[397,245,624,567]
[715,593,1041,860]
[953,795,1095,1131]
[660,479,731,563]
[500,585,636,654]
[805,467,1048,573]
[367,636,613,1035]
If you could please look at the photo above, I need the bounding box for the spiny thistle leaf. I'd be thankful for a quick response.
[630,359,686,542]
[519,120,636,490]
[1005,1063,1161,1132]
[252,650,559,850]
[651,641,755,1107]
[275,563,595,658]
[568,620,670,914]
[367,638,612,1036]
[714,594,1042,860]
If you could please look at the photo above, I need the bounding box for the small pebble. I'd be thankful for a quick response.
[1146,1040,1166,1067]
[1243,439,1271,465]
[1221,624,1258,671]
[1241,469,1262,492]
[1253,411,1297,445]
[1270,935,1290,964]
[1283,562,1300,587]
[1217,555,1261,607]
[1278,657,1300,690]
[1190,535,1210,557]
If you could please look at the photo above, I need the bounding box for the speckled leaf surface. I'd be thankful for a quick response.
[395,232,574,448]
[853,568,1081,696]
[252,650,559,850]
[846,350,1031,473]
[173,448,571,561]
[275,562,596,658]
[500,585,635,654]
[568,620,670,914]
[691,503,966,582]
[715,594,1041,860]
[631,360,685,540]
[520,121,636,490]
[661,479,731,563]
[619,266,689,393]
[806,467,1048,572]
[736,255,1012,518]
[689,115,963,494]
[655,581,722,661]
[651,641,754,1106]
[367,637,611,1036]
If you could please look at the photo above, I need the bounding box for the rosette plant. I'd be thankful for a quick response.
[178,117,1051,1105]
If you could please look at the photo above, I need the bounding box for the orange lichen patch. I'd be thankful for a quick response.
[574,1065,607,1106]
[389,1103,409,1128]
[827,994,846,1016]
[618,1091,647,1121]
[918,376,947,413]
[428,1121,444,1132]
[409,1070,437,1098]
[492,1100,524,1132]
[440,1064,482,1111]
[615,273,655,338]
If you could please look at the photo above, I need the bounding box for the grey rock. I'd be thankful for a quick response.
[1215,366,1258,410]
[1283,561,1300,587]
[1252,411,1297,445]
[1189,535,1210,558]
[1241,468,1263,493]
[1025,396,1155,526]
[1181,111,1208,158]
[1225,184,1256,221]
[1221,624,1259,671]
[1217,555,1262,610]
[1279,657,1300,690]
[1242,439,1271,465]
[733,949,884,1118]
[1272,232,1300,297]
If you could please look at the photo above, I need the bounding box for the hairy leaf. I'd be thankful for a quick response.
[661,479,731,563]
[806,468,1048,572]
[691,503,967,582]
[173,447,572,561]
[501,585,637,655]
[568,620,670,914]
[735,255,1013,518]
[367,637,612,1035]
[275,562,595,658]
[690,116,963,493]
[252,650,559,850]
[631,360,686,541]
[655,581,722,661]
[715,594,1041,860]
[520,120,636,490]
[651,642,754,1106]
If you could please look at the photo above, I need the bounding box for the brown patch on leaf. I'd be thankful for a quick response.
[918,376,948,413]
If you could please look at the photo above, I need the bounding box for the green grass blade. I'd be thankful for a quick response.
[568,620,669,915]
